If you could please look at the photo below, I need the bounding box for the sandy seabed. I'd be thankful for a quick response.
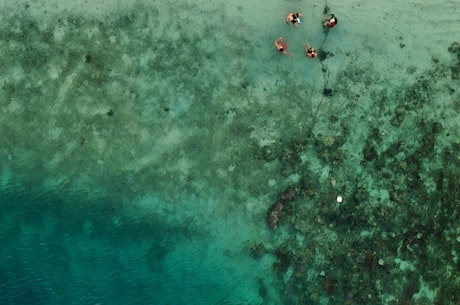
[0,0,459,304]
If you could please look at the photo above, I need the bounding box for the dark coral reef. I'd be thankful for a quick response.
[258,42,460,305]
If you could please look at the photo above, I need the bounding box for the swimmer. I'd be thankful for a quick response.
[324,14,338,28]
[285,12,303,27]
[274,37,290,55]
[305,43,317,58]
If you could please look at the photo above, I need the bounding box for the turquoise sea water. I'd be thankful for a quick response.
[0,0,459,304]
[0,189,266,304]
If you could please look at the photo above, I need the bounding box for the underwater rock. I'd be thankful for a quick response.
[450,62,460,80]
[323,277,339,295]
[260,145,278,162]
[353,187,369,202]
[249,243,267,258]
[298,179,318,200]
[280,188,296,203]
[318,48,330,61]
[266,201,284,229]
[391,105,406,126]
[448,42,460,79]
[267,188,298,229]
[273,245,291,273]
[279,145,301,165]
[362,142,378,161]
[323,88,333,97]
[323,136,338,148]
[329,115,339,123]
[431,121,443,134]
[448,41,460,59]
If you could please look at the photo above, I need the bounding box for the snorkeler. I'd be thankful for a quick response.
[305,43,317,58]
[324,14,338,28]
[285,12,303,27]
[274,37,290,55]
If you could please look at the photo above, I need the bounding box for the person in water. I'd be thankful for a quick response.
[285,12,303,27]
[274,37,290,55]
[324,14,338,28]
[305,43,317,58]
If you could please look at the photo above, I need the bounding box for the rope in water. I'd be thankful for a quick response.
[307,0,332,135]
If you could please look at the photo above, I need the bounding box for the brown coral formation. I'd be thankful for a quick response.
[266,188,298,229]
[266,201,283,229]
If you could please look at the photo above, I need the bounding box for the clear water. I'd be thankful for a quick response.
[0,0,459,304]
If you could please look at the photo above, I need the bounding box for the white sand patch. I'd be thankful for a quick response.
[52,25,66,43]
[9,65,25,82]
[54,69,81,105]
[47,126,63,140]
[47,64,61,80]
[6,99,22,113]
[127,127,188,172]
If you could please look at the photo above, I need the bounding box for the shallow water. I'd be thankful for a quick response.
[0,0,459,304]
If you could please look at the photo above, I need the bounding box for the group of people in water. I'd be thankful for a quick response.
[274,12,338,58]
